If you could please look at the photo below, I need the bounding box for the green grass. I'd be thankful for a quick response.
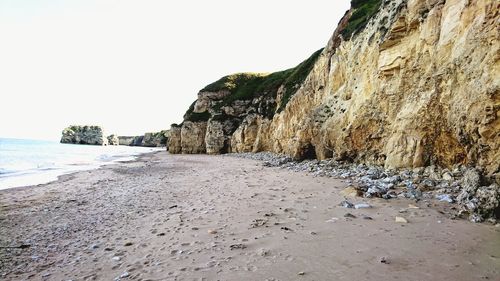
[183,101,212,122]
[200,48,323,116]
[341,0,382,39]
[277,48,323,112]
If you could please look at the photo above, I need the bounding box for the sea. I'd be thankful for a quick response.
[0,138,163,190]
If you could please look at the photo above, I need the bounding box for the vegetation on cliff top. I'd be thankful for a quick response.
[200,48,323,114]
[341,0,382,39]
[184,101,212,122]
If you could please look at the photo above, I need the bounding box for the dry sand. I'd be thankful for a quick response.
[0,152,499,281]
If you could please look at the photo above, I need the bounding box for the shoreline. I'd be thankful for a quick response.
[1,152,499,280]
[0,147,164,192]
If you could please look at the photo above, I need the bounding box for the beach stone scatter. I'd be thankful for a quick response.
[229,152,499,223]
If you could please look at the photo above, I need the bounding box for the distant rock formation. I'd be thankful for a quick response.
[118,130,169,147]
[61,125,108,145]
[107,134,119,145]
[61,126,169,147]
[143,131,169,147]
[118,136,138,146]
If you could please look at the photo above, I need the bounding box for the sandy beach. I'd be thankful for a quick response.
[1,152,499,281]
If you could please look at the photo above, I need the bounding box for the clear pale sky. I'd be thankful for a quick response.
[0,0,350,140]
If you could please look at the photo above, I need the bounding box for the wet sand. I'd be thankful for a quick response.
[1,152,499,280]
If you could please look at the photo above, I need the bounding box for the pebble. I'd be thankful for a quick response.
[442,172,453,181]
[395,216,408,223]
[298,272,305,275]
[120,271,130,278]
[208,229,218,234]
[344,213,357,218]
[380,257,390,264]
[229,244,247,250]
[354,203,372,209]
[112,256,121,261]
[340,200,354,208]
[231,152,496,221]
[436,194,455,203]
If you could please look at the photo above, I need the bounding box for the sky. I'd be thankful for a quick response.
[0,0,351,141]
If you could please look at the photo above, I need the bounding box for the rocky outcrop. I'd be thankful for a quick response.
[181,121,207,154]
[457,169,500,222]
[118,136,136,146]
[142,131,169,147]
[168,0,499,218]
[107,134,119,145]
[167,126,182,153]
[61,125,108,145]
[118,130,169,147]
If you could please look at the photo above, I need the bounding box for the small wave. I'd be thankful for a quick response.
[0,168,15,175]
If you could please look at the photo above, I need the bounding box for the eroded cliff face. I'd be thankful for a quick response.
[267,0,499,178]
[169,0,499,179]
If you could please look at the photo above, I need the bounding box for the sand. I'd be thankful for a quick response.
[0,152,499,281]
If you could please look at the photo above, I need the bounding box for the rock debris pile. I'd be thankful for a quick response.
[230,152,500,223]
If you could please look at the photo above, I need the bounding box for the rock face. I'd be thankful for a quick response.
[170,1,499,178]
[118,136,136,146]
[118,131,169,147]
[181,121,207,154]
[61,125,108,146]
[142,131,169,147]
[167,126,182,153]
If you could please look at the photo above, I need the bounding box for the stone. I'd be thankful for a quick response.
[340,186,361,197]
[436,194,455,203]
[395,216,408,223]
[380,257,390,264]
[344,213,357,218]
[354,203,372,209]
[340,200,354,208]
[229,244,247,250]
[458,183,500,222]
[442,172,453,181]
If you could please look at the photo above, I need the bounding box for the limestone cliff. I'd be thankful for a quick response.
[61,125,108,145]
[142,131,169,147]
[169,0,499,181]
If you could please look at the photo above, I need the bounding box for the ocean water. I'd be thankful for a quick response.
[0,138,163,190]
